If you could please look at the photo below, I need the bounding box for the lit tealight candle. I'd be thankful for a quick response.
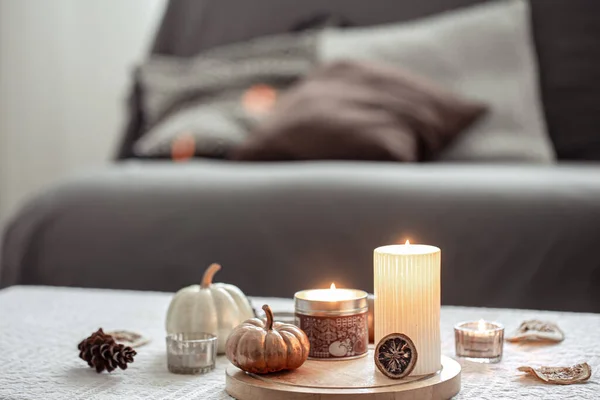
[374,240,441,376]
[454,320,504,363]
[295,284,369,360]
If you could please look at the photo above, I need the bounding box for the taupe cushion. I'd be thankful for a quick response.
[233,61,486,161]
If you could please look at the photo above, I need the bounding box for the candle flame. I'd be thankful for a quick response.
[478,319,486,331]
[405,239,410,245]
[330,283,336,290]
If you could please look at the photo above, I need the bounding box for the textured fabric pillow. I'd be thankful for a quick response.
[231,61,486,162]
[530,0,600,160]
[320,0,555,163]
[133,32,318,159]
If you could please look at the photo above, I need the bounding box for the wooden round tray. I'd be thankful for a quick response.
[226,350,460,400]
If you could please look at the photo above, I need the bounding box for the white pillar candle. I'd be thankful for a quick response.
[374,241,441,376]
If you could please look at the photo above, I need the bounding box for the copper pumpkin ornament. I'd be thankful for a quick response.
[225,304,310,374]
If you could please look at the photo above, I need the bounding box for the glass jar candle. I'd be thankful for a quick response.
[166,332,217,374]
[455,320,504,363]
[295,284,369,360]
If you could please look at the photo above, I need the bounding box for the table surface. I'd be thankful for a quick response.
[0,286,598,400]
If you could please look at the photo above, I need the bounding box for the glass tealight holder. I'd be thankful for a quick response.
[166,332,217,374]
[454,320,504,363]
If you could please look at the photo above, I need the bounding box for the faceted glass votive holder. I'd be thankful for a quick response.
[166,332,217,374]
[454,321,504,363]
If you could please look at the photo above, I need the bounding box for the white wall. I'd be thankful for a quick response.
[0,0,167,225]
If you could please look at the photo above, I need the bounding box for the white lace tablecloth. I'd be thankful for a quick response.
[0,286,598,399]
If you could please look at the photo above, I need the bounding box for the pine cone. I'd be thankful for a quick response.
[78,328,137,373]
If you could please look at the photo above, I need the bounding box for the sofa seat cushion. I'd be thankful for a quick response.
[2,161,600,313]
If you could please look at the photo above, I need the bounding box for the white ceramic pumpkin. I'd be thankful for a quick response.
[165,263,255,354]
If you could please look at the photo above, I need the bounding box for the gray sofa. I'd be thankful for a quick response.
[2,0,600,313]
[3,161,600,312]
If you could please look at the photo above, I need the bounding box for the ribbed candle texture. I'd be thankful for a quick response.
[374,244,441,376]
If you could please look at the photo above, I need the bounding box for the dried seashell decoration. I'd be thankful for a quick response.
[518,363,591,385]
[506,320,564,343]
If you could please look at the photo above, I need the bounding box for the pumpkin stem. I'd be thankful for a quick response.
[201,263,221,288]
[262,304,274,330]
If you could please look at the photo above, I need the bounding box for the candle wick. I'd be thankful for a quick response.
[478,319,486,331]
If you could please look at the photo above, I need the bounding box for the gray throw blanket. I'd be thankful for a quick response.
[134,31,319,159]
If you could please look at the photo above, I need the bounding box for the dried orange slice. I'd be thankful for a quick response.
[518,363,591,385]
[104,330,150,348]
[506,320,564,343]
[374,333,417,379]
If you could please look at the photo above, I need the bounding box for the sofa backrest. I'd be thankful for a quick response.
[116,0,600,161]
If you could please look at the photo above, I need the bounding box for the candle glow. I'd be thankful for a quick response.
[478,319,486,332]
[302,283,357,302]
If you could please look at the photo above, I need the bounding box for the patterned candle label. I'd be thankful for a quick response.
[295,312,368,359]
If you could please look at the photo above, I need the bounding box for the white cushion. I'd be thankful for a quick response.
[320,0,555,163]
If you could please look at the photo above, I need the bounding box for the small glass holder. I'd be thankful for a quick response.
[454,320,504,363]
[166,332,217,374]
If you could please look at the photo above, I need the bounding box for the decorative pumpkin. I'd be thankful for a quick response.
[165,263,254,354]
[225,304,310,374]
